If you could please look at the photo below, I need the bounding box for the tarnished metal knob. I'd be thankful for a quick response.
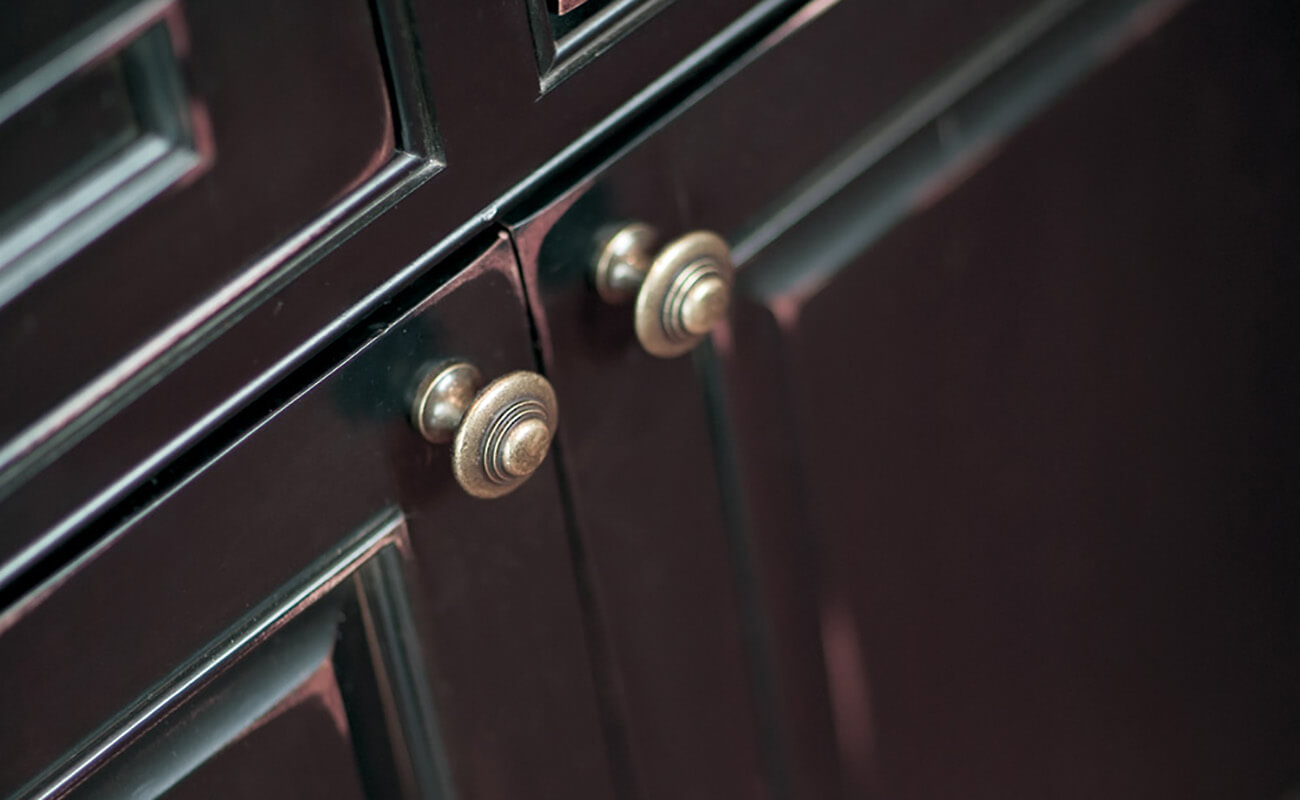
[593,224,735,358]
[411,361,559,499]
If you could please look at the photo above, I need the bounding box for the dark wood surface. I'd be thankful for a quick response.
[0,0,1039,588]
[722,0,1300,796]
[0,0,822,592]
[0,236,616,799]
[2,0,1297,797]
[68,583,380,799]
[0,0,396,459]
[164,689,374,800]
[501,2,1039,796]
[510,183,770,799]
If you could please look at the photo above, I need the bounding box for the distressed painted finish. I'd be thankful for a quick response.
[0,0,396,496]
[0,237,616,800]
[1,0,1296,797]
[720,0,1300,796]
[503,1,1042,796]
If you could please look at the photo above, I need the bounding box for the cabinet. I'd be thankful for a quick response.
[2,0,1297,798]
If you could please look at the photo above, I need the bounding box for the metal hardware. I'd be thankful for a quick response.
[593,224,735,358]
[411,361,559,499]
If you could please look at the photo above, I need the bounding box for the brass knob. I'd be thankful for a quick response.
[411,361,559,499]
[593,224,735,358]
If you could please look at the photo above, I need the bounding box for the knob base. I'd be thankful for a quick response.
[412,361,484,444]
[593,223,656,304]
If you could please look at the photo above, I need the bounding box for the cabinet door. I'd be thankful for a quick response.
[508,0,1299,797]
[720,0,1300,798]
[0,235,616,800]
[502,1,1043,797]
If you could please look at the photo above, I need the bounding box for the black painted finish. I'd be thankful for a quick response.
[0,0,395,472]
[0,0,823,590]
[503,1,1038,796]
[2,0,1297,797]
[0,237,615,800]
[720,0,1300,796]
[165,694,373,800]
[0,0,1034,590]
[511,186,770,799]
[66,547,397,799]
[2,1,118,76]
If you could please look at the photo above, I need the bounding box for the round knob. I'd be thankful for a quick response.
[411,361,559,499]
[593,225,735,358]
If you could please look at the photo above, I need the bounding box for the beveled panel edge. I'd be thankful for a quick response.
[0,0,208,306]
[524,0,677,94]
[12,510,428,800]
[734,0,1190,301]
[372,0,445,161]
[0,0,449,518]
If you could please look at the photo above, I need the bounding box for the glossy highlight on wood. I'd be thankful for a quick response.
[1,0,1297,798]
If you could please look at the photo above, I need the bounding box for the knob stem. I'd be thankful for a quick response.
[594,223,656,304]
[412,361,484,444]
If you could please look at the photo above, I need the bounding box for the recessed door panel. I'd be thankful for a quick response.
[59,518,442,800]
[719,0,1300,796]
[502,1,1043,796]
[0,235,616,800]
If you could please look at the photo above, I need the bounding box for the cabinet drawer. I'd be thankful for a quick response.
[0,235,615,800]
[0,0,397,496]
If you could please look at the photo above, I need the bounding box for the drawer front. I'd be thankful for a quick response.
[0,235,616,800]
[0,0,397,493]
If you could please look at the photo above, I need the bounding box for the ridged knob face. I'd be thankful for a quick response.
[412,363,559,499]
[593,225,735,358]
[457,373,558,498]
[634,231,735,358]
